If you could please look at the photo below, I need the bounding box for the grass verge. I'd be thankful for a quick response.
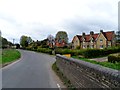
[2,49,21,66]
[52,62,76,90]
[72,56,120,70]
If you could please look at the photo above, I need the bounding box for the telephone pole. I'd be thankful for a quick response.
[13,39,15,45]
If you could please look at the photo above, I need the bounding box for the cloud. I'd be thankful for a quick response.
[0,0,119,43]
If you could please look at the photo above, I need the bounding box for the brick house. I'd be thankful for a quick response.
[55,39,66,47]
[72,30,116,49]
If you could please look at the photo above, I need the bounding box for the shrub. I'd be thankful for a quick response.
[37,47,52,54]
[26,46,32,50]
[108,53,120,63]
[55,48,85,56]
[82,47,120,58]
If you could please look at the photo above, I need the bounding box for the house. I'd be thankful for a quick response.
[55,39,66,48]
[72,30,116,49]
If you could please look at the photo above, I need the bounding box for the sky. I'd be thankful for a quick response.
[0,0,119,43]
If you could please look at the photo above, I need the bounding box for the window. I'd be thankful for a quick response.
[100,45,103,49]
[87,45,89,48]
[91,45,94,48]
[91,38,93,43]
[100,39,103,43]
[108,45,110,47]
[83,45,86,48]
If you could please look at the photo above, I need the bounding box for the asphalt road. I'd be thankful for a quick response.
[2,50,61,88]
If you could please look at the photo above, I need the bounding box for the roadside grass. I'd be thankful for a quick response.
[72,56,120,70]
[2,49,21,64]
[52,62,76,90]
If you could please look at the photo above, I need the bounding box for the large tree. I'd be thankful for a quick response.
[20,35,32,48]
[55,31,68,44]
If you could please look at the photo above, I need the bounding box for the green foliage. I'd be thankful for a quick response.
[55,47,120,58]
[55,48,85,56]
[20,35,32,48]
[76,46,80,49]
[108,53,120,63]
[0,36,13,49]
[82,47,120,58]
[2,49,21,64]
[1,37,8,48]
[116,30,120,43]
[73,56,120,70]
[56,31,68,44]
[37,47,52,54]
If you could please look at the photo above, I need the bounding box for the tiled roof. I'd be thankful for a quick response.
[84,35,90,42]
[83,34,99,42]
[73,31,114,42]
[102,31,114,41]
[76,35,82,41]
[92,34,99,40]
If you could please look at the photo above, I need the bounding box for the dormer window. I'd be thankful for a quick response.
[100,39,103,43]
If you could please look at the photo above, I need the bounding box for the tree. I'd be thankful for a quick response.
[2,37,8,48]
[47,35,55,48]
[116,30,120,43]
[40,39,49,48]
[20,35,32,48]
[55,31,68,44]
[15,43,20,49]
[27,37,32,44]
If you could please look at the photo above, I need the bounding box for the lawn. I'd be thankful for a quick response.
[2,49,21,64]
[72,56,120,70]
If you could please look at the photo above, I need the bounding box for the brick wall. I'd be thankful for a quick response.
[56,54,120,88]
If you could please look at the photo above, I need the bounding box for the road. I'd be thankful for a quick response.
[2,50,64,88]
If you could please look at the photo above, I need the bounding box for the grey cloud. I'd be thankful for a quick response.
[61,16,117,42]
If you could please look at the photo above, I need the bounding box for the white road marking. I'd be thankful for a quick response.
[57,83,61,90]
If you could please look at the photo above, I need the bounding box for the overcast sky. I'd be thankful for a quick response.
[0,0,119,43]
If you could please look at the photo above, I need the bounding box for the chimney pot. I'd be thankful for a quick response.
[100,30,103,33]
[82,32,85,36]
[90,31,94,35]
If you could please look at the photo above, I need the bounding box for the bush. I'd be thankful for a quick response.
[82,47,120,58]
[26,46,32,50]
[55,48,72,55]
[37,47,52,54]
[55,48,85,56]
[108,53,120,63]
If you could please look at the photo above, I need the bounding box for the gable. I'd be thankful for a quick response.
[96,32,107,41]
[72,36,80,43]
[103,32,114,41]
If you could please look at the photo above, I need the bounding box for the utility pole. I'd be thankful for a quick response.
[13,39,15,45]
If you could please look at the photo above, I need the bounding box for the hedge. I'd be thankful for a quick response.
[55,48,85,56]
[26,46,120,58]
[37,47,52,55]
[108,53,120,63]
[82,47,120,58]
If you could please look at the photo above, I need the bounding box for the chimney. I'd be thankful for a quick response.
[90,31,94,35]
[100,30,103,33]
[82,32,85,36]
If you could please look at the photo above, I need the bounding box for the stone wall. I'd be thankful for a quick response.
[56,54,120,88]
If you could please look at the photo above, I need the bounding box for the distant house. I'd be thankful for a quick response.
[72,30,116,49]
[55,39,66,48]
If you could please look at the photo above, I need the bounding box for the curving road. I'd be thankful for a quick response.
[2,50,63,88]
